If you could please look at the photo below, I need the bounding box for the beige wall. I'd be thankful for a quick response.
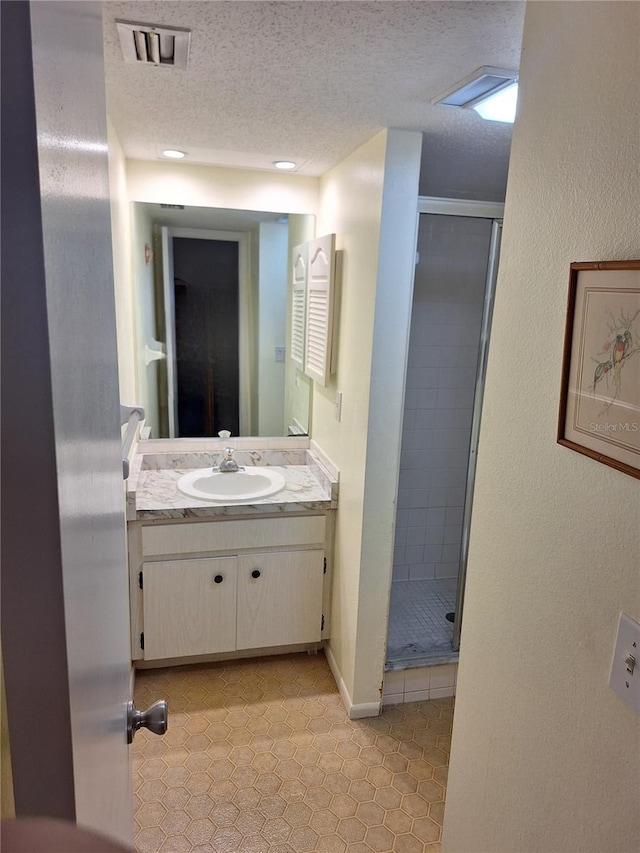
[107,120,137,404]
[316,129,422,712]
[257,222,288,436]
[130,202,162,437]
[315,131,387,703]
[443,3,640,851]
[126,160,319,214]
[353,130,422,705]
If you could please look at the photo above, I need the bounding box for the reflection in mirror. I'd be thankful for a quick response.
[131,203,315,439]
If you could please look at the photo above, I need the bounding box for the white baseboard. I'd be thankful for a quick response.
[348,702,382,719]
[324,643,351,710]
[324,643,381,720]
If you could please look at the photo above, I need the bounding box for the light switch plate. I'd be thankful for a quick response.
[275,346,286,363]
[609,612,640,714]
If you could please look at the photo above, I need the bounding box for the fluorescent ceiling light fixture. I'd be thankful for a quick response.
[472,81,518,123]
[434,66,518,123]
[273,160,296,170]
[162,149,186,159]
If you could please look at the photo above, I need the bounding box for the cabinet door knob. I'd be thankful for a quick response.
[251,569,261,579]
[213,574,224,584]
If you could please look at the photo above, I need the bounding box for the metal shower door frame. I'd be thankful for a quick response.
[415,198,504,653]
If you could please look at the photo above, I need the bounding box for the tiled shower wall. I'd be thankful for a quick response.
[393,214,493,583]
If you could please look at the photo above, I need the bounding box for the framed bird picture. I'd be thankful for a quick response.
[558,260,640,479]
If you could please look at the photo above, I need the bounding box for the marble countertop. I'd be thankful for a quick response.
[127,443,338,521]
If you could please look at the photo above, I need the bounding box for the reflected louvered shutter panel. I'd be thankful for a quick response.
[290,243,307,368]
[304,234,336,386]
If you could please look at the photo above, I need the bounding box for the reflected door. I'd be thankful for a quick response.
[172,237,240,436]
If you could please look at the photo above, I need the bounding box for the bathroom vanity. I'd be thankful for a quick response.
[126,440,338,667]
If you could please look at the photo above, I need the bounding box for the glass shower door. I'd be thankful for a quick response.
[453,219,502,650]
[387,206,502,667]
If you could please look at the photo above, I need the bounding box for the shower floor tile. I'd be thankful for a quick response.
[387,578,458,665]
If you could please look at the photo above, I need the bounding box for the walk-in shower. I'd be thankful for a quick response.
[386,197,502,670]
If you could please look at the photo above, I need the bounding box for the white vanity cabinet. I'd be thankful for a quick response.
[129,512,332,665]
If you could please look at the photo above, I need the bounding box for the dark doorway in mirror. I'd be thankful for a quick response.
[173,237,239,436]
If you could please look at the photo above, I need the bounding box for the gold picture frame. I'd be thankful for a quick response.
[558,260,640,479]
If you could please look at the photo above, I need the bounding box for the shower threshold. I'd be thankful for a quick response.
[385,649,459,671]
[386,578,459,670]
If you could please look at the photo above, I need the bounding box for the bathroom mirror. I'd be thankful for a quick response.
[131,202,315,440]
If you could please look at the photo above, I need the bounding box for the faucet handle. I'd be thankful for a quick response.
[217,445,243,472]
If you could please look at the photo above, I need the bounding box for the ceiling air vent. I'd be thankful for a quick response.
[116,20,191,69]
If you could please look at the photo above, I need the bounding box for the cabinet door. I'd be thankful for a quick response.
[143,557,237,660]
[304,234,336,386]
[237,550,324,650]
[290,242,307,368]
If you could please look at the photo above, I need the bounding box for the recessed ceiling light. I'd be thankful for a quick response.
[434,66,519,123]
[273,160,296,170]
[162,149,186,159]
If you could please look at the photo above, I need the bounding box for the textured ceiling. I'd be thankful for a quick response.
[103,1,524,178]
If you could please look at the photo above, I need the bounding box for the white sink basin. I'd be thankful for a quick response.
[177,467,287,502]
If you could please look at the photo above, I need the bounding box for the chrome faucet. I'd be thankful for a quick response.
[216,446,244,473]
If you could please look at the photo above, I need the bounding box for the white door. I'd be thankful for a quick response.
[5,3,137,844]
[162,227,248,437]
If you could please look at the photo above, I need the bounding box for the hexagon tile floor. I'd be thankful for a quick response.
[133,652,452,853]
